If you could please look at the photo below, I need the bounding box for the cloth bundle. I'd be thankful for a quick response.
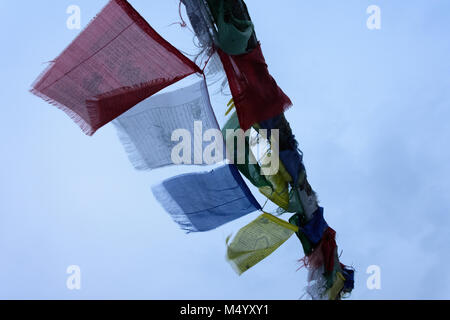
[113,79,222,170]
[290,207,355,299]
[152,164,261,233]
[31,0,201,135]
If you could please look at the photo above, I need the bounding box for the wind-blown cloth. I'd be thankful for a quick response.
[206,0,255,55]
[290,206,354,300]
[112,79,222,170]
[259,113,305,186]
[181,0,224,77]
[31,0,201,136]
[221,112,293,210]
[152,164,261,233]
[181,0,218,52]
[217,43,292,131]
[227,213,298,275]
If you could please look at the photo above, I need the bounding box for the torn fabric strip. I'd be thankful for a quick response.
[181,0,224,77]
[327,272,345,300]
[340,265,355,293]
[227,213,298,275]
[181,0,218,51]
[217,43,292,131]
[113,79,221,170]
[206,0,255,55]
[31,0,201,135]
[152,164,261,233]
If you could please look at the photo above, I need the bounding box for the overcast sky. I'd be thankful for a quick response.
[0,0,449,299]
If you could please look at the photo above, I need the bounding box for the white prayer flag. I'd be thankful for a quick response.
[113,79,222,170]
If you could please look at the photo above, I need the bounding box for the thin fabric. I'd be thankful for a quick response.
[31,0,201,135]
[152,164,261,233]
[181,0,217,51]
[259,114,305,186]
[113,80,221,170]
[304,269,345,301]
[218,43,292,131]
[327,272,346,300]
[221,112,269,188]
[297,207,329,246]
[304,266,329,300]
[290,207,332,261]
[290,206,353,300]
[258,153,292,211]
[181,0,223,77]
[227,213,298,275]
[222,112,292,210]
[206,0,255,55]
[181,0,224,78]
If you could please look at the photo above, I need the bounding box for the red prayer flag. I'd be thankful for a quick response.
[217,43,292,131]
[31,0,201,135]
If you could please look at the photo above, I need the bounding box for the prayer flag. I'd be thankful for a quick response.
[113,79,221,170]
[217,43,292,131]
[226,213,298,275]
[152,164,261,232]
[31,0,201,135]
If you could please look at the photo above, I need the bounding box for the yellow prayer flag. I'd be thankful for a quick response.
[226,213,298,275]
[258,154,292,210]
[327,272,346,300]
